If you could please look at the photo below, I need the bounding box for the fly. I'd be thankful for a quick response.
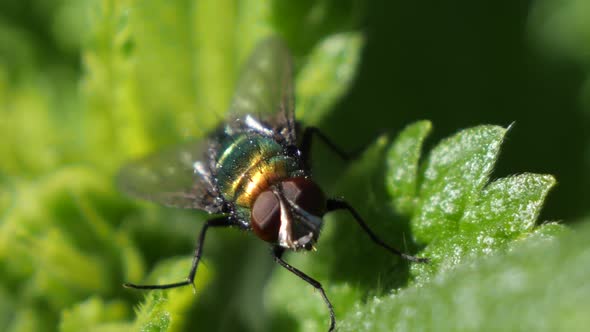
[117,37,428,331]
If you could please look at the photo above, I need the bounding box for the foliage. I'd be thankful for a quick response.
[0,0,587,331]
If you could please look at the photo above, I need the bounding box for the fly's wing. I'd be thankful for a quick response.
[228,37,296,144]
[116,141,223,213]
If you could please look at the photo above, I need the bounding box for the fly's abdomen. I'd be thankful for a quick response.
[215,134,300,208]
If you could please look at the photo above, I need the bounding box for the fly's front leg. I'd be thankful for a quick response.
[327,198,429,263]
[271,246,336,332]
[124,216,233,291]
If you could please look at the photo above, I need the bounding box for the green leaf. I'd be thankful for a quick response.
[0,0,364,330]
[385,123,557,281]
[529,0,590,64]
[265,122,559,331]
[297,33,364,125]
[386,120,432,216]
[5,308,48,332]
[1,1,572,331]
[0,70,81,176]
[411,124,507,242]
[82,0,365,169]
[59,297,130,332]
[132,257,212,332]
[339,222,586,331]
[271,0,363,54]
[0,165,145,331]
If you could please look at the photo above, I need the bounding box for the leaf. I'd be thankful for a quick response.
[0,166,148,331]
[265,122,559,331]
[82,0,365,169]
[0,68,81,176]
[70,1,366,331]
[386,120,432,216]
[2,0,570,331]
[297,33,364,125]
[339,222,585,332]
[412,125,507,242]
[59,297,130,332]
[385,122,557,281]
[529,0,590,64]
[132,257,212,332]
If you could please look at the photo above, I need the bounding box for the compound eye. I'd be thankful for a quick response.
[282,178,326,216]
[251,190,281,242]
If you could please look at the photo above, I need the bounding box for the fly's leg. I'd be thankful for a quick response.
[327,198,429,263]
[271,246,336,332]
[300,126,365,170]
[300,127,351,161]
[124,216,233,291]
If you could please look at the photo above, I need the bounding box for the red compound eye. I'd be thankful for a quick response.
[281,177,326,217]
[250,177,325,243]
[251,190,281,242]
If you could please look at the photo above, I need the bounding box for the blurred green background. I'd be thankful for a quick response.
[1,0,589,331]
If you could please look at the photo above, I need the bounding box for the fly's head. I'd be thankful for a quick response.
[250,177,325,251]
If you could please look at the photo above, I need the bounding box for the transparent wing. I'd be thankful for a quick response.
[228,37,297,144]
[116,141,222,213]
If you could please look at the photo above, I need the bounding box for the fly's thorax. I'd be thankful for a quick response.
[250,177,326,251]
[215,133,302,207]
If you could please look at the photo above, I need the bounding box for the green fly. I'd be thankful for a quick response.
[117,38,427,331]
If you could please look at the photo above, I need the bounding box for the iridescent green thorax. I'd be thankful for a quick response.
[215,133,302,211]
